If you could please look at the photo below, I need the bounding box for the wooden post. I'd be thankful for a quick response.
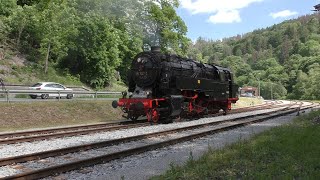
[6,90,9,103]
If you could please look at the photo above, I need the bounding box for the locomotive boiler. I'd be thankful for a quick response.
[112,47,239,123]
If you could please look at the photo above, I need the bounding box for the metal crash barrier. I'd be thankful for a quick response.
[0,89,122,103]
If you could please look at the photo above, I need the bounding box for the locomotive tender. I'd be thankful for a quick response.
[112,47,239,123]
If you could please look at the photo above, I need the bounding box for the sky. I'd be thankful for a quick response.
[177,0,320,41]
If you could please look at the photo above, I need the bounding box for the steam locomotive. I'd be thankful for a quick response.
[112,47,239,123]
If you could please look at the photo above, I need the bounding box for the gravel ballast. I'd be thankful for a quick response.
[0,101,312,179]
[0,106,292,158]
[60,107,313,180]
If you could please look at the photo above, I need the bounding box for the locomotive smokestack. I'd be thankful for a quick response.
[151,46,161,52]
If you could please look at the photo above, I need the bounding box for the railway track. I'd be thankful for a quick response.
[0,121,144,144]
[0,101,284,145]
[0,119,147,139]
[0,102,291,167]
[0,101,316,179]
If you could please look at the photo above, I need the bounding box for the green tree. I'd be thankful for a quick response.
[302,63,320,100]
[146,0,190,55]
[36,0,77,73]
[17,0,41,6]
[8,4,41,57]
[290,70,308,99]
[63,13,121,88]
[171,13,320,99]
[0,0,17,16]
[220,56,252,78]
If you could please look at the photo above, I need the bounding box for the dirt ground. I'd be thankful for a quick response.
[0,97,262,132]
[0,101,123,132]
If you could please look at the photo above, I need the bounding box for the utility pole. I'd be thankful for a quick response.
[270,81,273,100]
[258,78,261,97]
[252,73,261,97]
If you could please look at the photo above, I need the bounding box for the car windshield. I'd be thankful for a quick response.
[32,83,42,87]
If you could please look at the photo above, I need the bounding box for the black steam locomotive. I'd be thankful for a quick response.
[112,47,238,123]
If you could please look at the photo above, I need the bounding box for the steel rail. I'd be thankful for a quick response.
[0,122,149,145]
[2,104,314,180]
[0,101,274,139]
[0,120,145,139]
[0,105,293,167]
[0,102,290,144]
[0,103,308,169]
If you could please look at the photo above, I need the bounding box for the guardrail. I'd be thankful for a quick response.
[0,90,122,102]
[1,84,92,91]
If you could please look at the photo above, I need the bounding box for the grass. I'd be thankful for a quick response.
[0,50,125,90]
[6,64,127,91]
[12,64,84,86]
[2,60,127,91]
[232,97,264,108]
[95,94,122,98]
[14,94,29,98]
[0,101,124,132]
[0,96,263,132]
[152,109,320,179]
[104,80,127,92]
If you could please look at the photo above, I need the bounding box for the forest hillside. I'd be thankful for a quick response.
[188,13,320,100]
[1,0,319,99]
[0,0,189,89]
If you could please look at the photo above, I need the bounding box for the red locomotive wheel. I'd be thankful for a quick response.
[147,109,159,123]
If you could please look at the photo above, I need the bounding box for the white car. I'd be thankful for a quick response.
[29,82,73,99]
